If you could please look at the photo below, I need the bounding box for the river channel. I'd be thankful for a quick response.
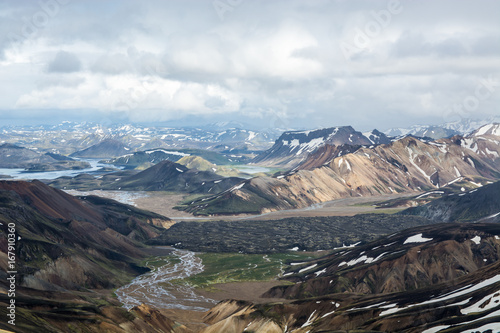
[115,248,216,311]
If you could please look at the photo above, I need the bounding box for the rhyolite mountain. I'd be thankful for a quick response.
[0,180,169,290]
[0,143,90,171]
[201,223,500,333]
[251,126,391,168]
[181,125,500,215]
[0,180,186,332]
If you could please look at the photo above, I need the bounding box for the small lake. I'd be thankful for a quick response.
[0,159,121,180]
[234,165,273,174]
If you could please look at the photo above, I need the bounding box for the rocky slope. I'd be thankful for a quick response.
[202,223,500,332]
[0,180,168,290]
[0,180,186,332]
[181,128,500,215]
[176,155,249,178]
[401,180,500,222]
[251,126,387,168]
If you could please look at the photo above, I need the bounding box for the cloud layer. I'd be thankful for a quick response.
[0,0,499,130]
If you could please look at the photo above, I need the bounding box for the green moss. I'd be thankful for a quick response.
[174,252,319,289]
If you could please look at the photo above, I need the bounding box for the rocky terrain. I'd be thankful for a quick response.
[181,124,500,215]
[201,223,500,333]
[149,214,433,253]
[401,180,500,222]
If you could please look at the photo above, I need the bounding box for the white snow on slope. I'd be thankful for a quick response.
[404,234,433,244]
[299,264,318,273]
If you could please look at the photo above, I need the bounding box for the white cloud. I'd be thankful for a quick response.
[0,0,499,130]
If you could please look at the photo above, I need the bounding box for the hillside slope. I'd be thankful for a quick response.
[0,143,90,171]
[202,223,500,333]
[401,180,500,222]
[0,180,184,332]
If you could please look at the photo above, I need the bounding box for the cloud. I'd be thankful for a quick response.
[0,0,499,130]
[47,51,82,73]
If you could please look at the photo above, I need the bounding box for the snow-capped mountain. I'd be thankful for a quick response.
[184,124,500,216]
[385,117,500,139]
[252,126,390,168]
[0,122,279,155]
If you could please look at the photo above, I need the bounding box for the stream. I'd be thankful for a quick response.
[115,249,216,311]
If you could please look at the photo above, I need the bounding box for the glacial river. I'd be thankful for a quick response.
[115,248,216,311]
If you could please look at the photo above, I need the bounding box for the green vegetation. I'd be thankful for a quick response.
[174,252,321,289]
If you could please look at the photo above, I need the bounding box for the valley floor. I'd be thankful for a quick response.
[65,189,417,221]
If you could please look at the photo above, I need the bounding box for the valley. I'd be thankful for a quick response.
[1,120,500,332]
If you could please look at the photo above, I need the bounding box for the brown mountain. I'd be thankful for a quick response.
[0,180,185,332]
[201,223,500,332]
[181,129,500,215]
[251,126,385,169]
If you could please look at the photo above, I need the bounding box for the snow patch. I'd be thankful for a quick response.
[404,233,433,244]
[470,236,481,245]
[314,268,327,277]
[299,264,318,273]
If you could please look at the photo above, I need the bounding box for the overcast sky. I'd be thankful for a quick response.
[0,0,499,131]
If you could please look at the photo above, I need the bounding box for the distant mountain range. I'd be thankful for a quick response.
[0,121,281,155]
[385,116,500,139]
[181,123,500,215]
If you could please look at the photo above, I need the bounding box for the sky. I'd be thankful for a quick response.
[0,0,499,131]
